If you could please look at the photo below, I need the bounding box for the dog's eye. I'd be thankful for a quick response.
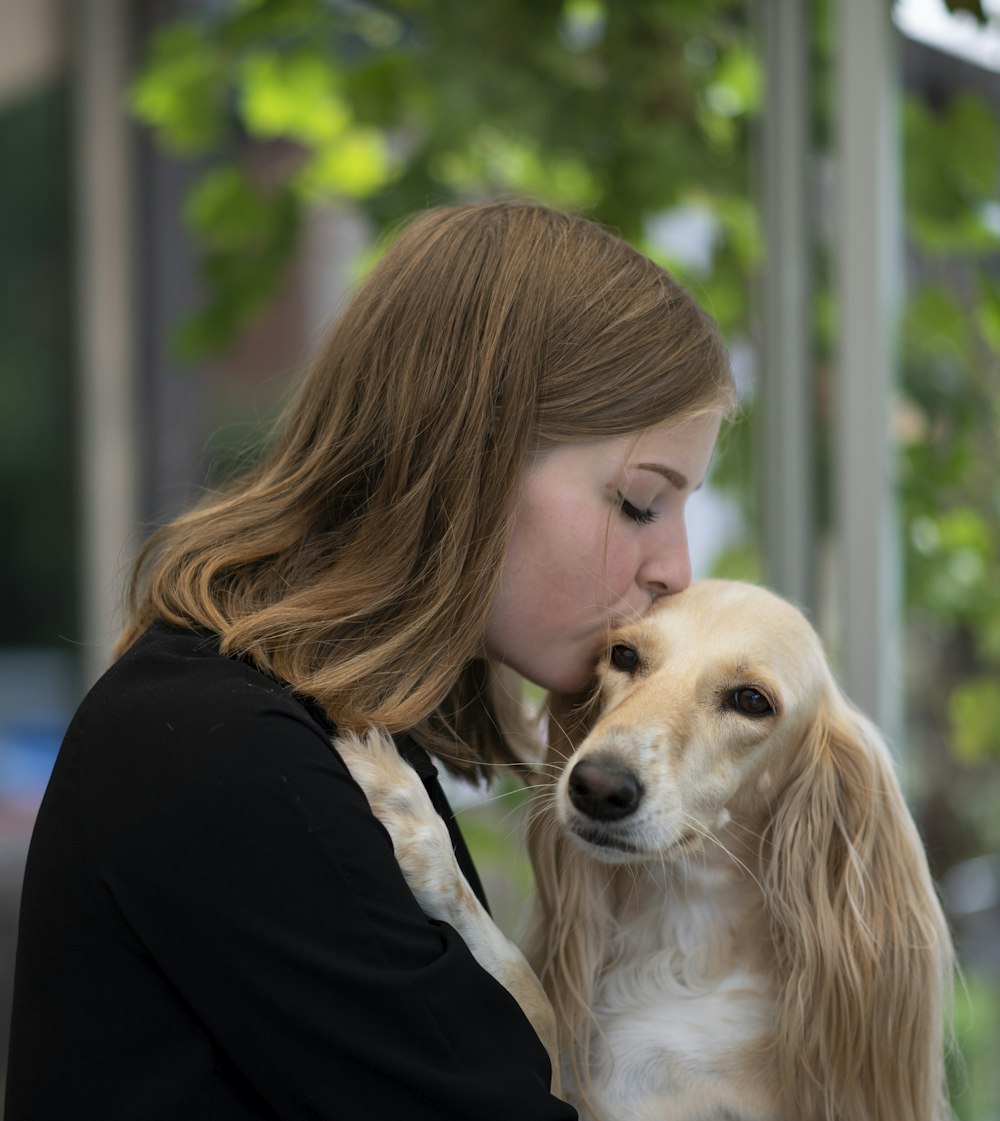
[730,688,773,717]
[609,644,640,673]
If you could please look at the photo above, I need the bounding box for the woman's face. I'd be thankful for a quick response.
[483,410,723,693]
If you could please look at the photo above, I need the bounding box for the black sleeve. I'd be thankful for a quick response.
[12,633,577,1120]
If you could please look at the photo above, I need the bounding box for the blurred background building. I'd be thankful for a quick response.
[1,0,999,1113]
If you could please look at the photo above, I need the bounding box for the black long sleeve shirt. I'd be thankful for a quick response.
[7,622,576,1120]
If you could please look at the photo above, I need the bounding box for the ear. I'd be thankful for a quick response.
[764,689,954,1121]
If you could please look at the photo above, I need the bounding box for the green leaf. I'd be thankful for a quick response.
[949,677,1000,763]
[127,23,231,155]
[429,127,600,210]
[949,95,999,196]
[176,166,301,360]
[705,43,762,119]
[184,166,282,250]
[295,127,397,199]
[239,50,351,145]
[903,286,971,364]
[904,93,1000,255]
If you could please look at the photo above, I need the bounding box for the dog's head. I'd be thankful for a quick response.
[552,579,838,865]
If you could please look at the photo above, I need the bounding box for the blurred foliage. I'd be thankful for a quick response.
[950,970,1000,1121]
[898,88,1000,843]
[129,0,761,359]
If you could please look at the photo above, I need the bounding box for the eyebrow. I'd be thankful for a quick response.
[633,463,692,491]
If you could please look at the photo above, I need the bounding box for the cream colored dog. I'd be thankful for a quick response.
[337,580,955,1121]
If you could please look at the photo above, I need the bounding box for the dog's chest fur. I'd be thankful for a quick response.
[577,861,782,1121]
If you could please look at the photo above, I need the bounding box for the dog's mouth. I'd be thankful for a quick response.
[571,822,701,862]
[569,825,672,865]
[573,823,645,855]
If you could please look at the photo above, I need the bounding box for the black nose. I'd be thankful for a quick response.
[567,757,643,821]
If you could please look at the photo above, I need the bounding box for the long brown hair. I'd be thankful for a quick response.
[118,201,735,774]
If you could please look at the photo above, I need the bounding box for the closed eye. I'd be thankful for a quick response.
[618,493,657,525]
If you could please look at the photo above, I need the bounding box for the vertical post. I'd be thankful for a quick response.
[760,0,816,619]
[834,0,903,742]
[74,0,138,684]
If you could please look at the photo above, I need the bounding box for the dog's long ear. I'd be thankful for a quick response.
[524,687,615,1113]
[764,689,954,1121]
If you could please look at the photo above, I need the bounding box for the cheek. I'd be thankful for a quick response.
[555,538,629,616]
[489,524,579,646]
[601,535,641,594]
[518,509,611,596]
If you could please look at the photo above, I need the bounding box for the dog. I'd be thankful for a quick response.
[336,579,955,1121]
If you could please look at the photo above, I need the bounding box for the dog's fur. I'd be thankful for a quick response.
[334,726,563,1095]
[337,580,955,1121]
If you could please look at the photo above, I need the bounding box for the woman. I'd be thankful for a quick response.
[7,202,735,1119]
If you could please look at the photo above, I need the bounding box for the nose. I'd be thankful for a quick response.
[638,519,692,599]
[568,756,644,821]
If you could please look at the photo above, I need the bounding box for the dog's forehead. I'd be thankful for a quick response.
[616,580,819,666]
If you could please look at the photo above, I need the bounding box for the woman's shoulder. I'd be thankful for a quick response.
[84,620,332,743]
[58,622,339,822]
[46,622,360,878]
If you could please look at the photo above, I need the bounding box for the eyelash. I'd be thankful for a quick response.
[618,493,658,525]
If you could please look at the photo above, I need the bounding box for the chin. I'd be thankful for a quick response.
[526,660,593,696]
[496,646,596,697]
